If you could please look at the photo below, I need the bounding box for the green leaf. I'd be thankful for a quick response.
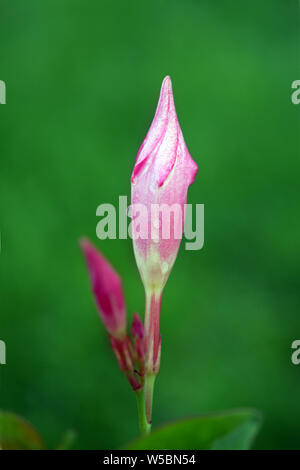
[125,408,262,450]
[0,410,46,450]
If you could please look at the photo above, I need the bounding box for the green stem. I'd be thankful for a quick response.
[136,388,151,436]
[144,374,156,425]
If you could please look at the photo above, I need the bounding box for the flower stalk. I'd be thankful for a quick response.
[136,388,151,435]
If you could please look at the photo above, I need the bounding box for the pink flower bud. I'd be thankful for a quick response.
[131,313,145,365]
[131,76,198,290]
[110,336,141,391]
[131,313,144,339]
[80,238,126,338]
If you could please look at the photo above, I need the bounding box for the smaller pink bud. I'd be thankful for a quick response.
[110,336,141,391]
[80,238,126,338]
[131,313,146,382]
[131,313,144,339]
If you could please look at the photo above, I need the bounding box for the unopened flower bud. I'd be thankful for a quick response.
[110,336,141,391]
[131,313,145,368]
[80,238,126,338]
[131,76,198,292]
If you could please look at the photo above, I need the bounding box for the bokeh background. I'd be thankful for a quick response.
[0,0,299,449]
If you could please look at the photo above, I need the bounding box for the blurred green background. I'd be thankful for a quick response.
[0,0,299,450]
